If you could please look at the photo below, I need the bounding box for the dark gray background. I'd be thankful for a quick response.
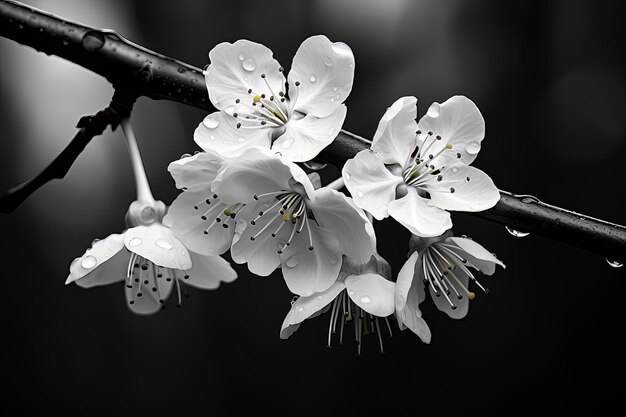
[1,0,625,415]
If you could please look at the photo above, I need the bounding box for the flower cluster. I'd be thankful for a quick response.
[64,35,505,351]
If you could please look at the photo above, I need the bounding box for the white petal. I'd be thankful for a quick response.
[388,187,452,237]
[308,172,322,190]
[123,225,192,270]
[395,251,419,311]
[417,96,485,167]
[163,190,234,256]
[342,150,402,220]
[205,39,285,111]
[66,233,125,286]
[280,281,346,339]
[167,151,224,190]
[371,96,418,167]
[125,261,173,315]
[444,237,505,275]
[288,35,354,118]
[429,268,469,320]
[396,264,430,343]
[272,105,346,162]
[194,111,272,158]
[345,273,395,316]
[176,251,237,290]
[309,188,375,263]
[280,222,342,296]
[427,164,500,212]
[212,148,314,205]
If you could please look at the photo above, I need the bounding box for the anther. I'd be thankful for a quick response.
[248,88,252,94]
[450,187,455,193]
[236,123,241,128]
[222,224,229,228]
[261,73,266,78]
[436,135,441,140]
[457,152,462,158]
[466,177,471,181]
[232,112,238,118]
[235,99,240,103]
[295,81,300,86]
[437,175,443,181]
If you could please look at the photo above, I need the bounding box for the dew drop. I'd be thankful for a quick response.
[238,53,246,61]
[81,255,97,269]
[452,167,459,173]
[242,58,256,72]
[238,137,246,143]
[285,257,298,268]
[333,87,338,92]
[505,226,530,238]
[128,237,143,247]
[155,238,173,250]
[357,191,364,198]
[360,295,372,304]
[466,141,481,154]
[82,31,105,51]
[309,74,317,83]
[305,289,313,295]
[324,56,333,66]
[606,258,624,268]
[281,138,295,149]
[298,307,304,312]
[344,172,351,180]
[330,97,335,103]
[203,117,219,129]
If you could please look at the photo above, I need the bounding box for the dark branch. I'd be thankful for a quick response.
[1,0,625,263]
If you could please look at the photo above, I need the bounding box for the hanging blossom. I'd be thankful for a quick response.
[211,147,375,296]
[343,96,500,237]
[163,151,237,256]
[65,118,236,315]
[396,231,505,320]
[196,35,355,162]
[281,253,431,355]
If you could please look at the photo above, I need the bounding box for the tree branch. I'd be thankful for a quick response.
[1,0,625,263]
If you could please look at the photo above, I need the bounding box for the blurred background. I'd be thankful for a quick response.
[1,0,625,415]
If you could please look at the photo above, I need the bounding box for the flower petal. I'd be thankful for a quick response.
[194,111,272,158]
[288,35,354,118]
[125,262,173,315]
[175,251,237,290]
[427,164,500,212]
[280,222,342,296]
[163,190,234,256]
[272,104,346,162]
[445,237,505,275]
[416,95,485,167]
[66,233,126,286]
[280,281,346,339]
[123,225,192,270]
[212,148,314,205]
[387,187,452,237]
[371,96,418,167]
[205,39,285,111]
[345,273,395,316]
[395,251,419,311]
[309,188,375,263]
[397,259,430,342]
[342,149,402,220]
[167,151,224,190]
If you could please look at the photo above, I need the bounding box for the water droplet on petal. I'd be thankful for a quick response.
[324,57,333,66]
[155,238,173,250]
[298,307,304,312]
[81,255,97,269]
[281,138,295,149]
[452,167,458,173]
[466,141,481,154]
[238,137,246,143]
[333,87,338,92]
[309,74,317,83]
[344,172,351,179]
[129,237,143,247]
[330,97,335,103]
[305,289,313,295]
[242,58,256,72]
[203,117,219,129]
[238,53,246,61]
[285,257,298,268]
[357,191,364,198]
[606,258,624,268]
[360,295,372,304]
[505,226,530,238]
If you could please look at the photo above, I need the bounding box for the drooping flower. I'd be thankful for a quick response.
[343,96,500,237]
[66,200,237,315]
[163,151,238,256]
[211,147,375,296]
[396,231,505,320]
[196,35,355,162]
[280,254,428,355]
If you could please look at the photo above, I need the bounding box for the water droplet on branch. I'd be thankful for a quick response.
[505,226,530,238]
[606,258,624,268]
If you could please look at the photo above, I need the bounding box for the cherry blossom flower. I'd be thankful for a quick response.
[396,231,505,321]
[343,96,500,237]
[197,35,354,162]
[211,148,375,296]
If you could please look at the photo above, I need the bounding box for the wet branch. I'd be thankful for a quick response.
[1,0,625,263]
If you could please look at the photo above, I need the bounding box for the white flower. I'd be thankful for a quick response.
[196,35,355,162]
[280,254,399,355]
[163,151,238,256]
[343,96,500,237]
[395,231,505,322]
[65,200,237,315]
[211,147,375,296]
